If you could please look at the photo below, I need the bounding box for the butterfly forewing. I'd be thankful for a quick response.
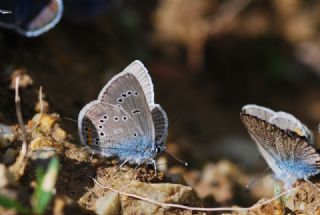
[99,61,154,107]
[240,113,280,161]
[240,112,320,179]
[97,73,155,148]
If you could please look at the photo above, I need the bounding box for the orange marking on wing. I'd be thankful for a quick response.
[295,128,304,136]
[87,127,92,145]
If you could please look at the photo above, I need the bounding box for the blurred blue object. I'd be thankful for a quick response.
[0,0,63,37]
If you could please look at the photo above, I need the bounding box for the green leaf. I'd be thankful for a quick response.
[0,195,29,214]
[32,157,60,215]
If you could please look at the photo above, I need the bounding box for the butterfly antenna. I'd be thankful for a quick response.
[169,112,183,126]
[164,149,188,167]
[59,115,78,123]
[245,166,271,192]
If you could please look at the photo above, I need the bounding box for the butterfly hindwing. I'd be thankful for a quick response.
[151,104,168,146]
[240,113,280,162]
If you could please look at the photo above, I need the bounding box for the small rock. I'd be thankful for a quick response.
[0,124,15,149]
[157,156,168,172]
[3,148,18,165]
[95,191,121,215]
[166,173,187,185]
[194,160,249,203]
[120,181,200,214]
[30,147,58,168]
[52,125,67,142]
[80,166,204,214]
[30,147,58,160]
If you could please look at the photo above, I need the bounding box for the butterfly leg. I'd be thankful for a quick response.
[148,158,157,176]
[134,163,142,171]
[119,159,130,169]
[111,159,131,177]
[89,150,95,160]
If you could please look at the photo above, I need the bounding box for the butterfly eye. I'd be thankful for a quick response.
[99,125,103,129]
[133,133,137,137]
[127,91,132,95]
[121,93,127,97]
[122,116,128,121]
[103,115,108,119]
[117,98,123,103]
[100,132,104,136]
[155,146,161,154]
[100,119,104,123]
[134,91,138,96]
[114,116,119,121]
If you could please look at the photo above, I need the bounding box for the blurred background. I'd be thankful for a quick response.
[1,0,320,204]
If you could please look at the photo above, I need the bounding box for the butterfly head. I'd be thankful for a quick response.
[155,145,165,154]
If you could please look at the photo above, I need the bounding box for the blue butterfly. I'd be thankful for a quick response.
[240,104,320,188]
[0,0,63,37]
[78,60,168,172]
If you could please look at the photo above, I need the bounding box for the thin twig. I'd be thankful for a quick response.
[34,86,44,127]
[15,77,28,156]
[92,177,300,212]
[39,86,43,116]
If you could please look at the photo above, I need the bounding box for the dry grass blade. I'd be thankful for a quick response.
[15,77,28,156]
[92,177,300,212]
[9,76,29,180]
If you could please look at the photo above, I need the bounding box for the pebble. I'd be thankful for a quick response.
[0,124,15,149]
[95,191,121,215]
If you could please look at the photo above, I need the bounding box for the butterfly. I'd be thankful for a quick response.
[240,104,320,188]
[78,60,168,172]
[0,0,63,37]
